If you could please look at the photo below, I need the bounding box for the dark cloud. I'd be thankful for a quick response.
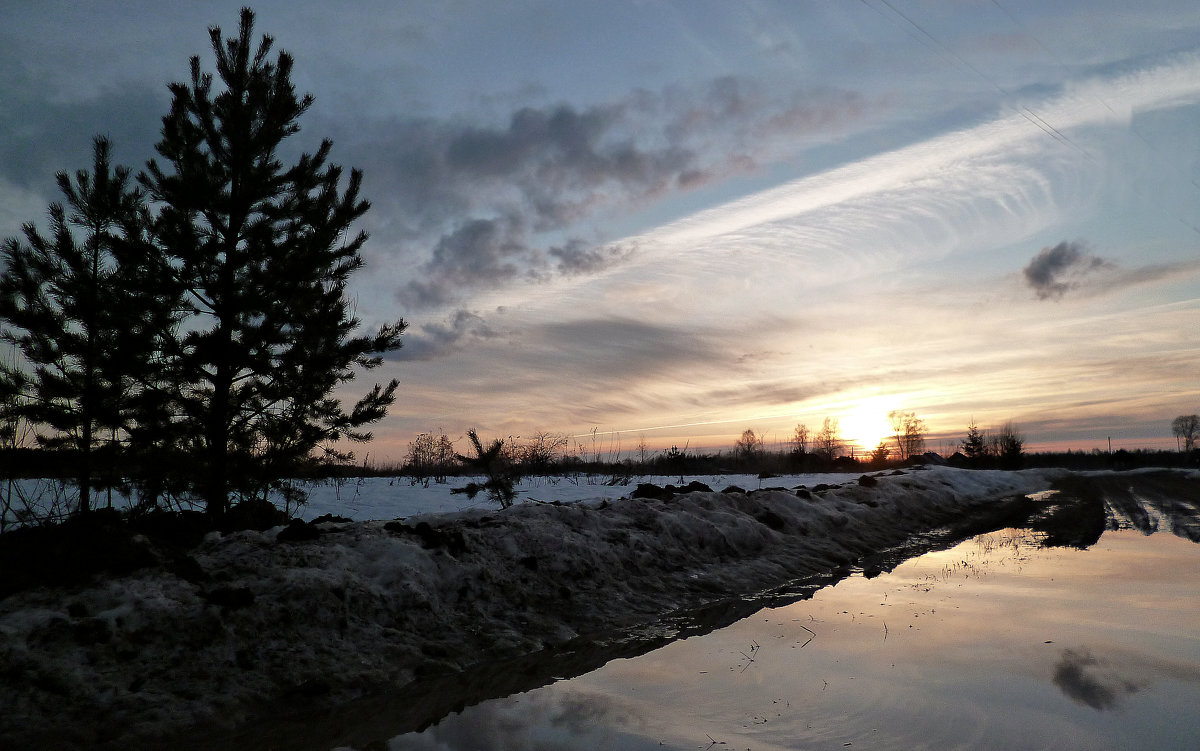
[529,317,715,381]
[698,381,816,409]
[1023,241,1110,299]
[1052,649,1141,711]
[444,103,694,207]
[394,308,503,362]
[400,217,527,308]
[320,78,871,311]
[548,239,636,277]
[1021,243,1200,301]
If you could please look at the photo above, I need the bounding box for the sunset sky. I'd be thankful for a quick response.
[3,1,1199,461]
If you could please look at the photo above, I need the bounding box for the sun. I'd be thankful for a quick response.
[839,397,895,453]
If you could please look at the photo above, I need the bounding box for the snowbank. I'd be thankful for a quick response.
[0,466,1063,748]
[4,471,861,527]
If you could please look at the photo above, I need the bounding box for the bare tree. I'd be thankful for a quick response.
[994,421,1024,469]
[1172,414,1199,452]
[1,370,34,531]
[405,432,433,481]
[734,428,764,468]
[405,430,456,485]
[635,433,650,470]
[434,434,456,479]
[815,418,841,461]
[791,423,809,457]
[518,431,569,475]
[888,410,927,462]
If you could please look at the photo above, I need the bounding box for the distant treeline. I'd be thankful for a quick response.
[351,444,1198,479]
[4,445,1193,487]
[1021,449,1199,471]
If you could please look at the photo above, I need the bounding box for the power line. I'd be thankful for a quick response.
[989,0,1200,233]
[865,0,1093,159]
[861,0,1200,235]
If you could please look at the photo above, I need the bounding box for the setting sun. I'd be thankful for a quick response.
[840,397,896,453]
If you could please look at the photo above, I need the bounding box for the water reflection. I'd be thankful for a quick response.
[1033,471,1200,547]
[380,473,1200,751]
[1052,648,1142,711]
[384,529,1200,750]
[386,689,660,751]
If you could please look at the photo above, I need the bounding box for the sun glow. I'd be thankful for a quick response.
[839,397,895,454]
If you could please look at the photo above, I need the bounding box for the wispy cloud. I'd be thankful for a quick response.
[634,52,1200,271]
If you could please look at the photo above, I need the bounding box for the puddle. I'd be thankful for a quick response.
[382,478,1200,751]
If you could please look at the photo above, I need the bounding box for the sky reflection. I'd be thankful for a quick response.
[386,526,1200,751]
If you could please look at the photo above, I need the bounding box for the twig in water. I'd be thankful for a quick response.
[797,623,815,648]
[737,640,761,672]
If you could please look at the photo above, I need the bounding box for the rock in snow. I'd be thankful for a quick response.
[0,466,1064,748]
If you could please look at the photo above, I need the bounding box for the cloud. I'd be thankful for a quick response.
[548,239,637,277]
[322,78,872,311]
[395,308,503,362]
[1023,241,1111,299]
[0,19,876,317]
[1094,258,1200,294]
[528,317,715,381]
[0,81,164,197]
[365,100,700,309]
[400,217,527,308]
[1021,244,1200,302]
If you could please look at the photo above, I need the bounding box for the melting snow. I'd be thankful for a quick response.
[0,466,1065,748]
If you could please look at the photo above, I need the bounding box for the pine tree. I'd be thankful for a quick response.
[107,195,188,510]
[961,419,987,465]
[140,9,405,519]
[456,429,515,508]
[0,137,150,513]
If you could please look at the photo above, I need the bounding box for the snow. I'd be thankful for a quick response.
[293,471,864,520]
[0,466,1068,748]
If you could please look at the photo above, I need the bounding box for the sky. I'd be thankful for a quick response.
[3,1,1200,462]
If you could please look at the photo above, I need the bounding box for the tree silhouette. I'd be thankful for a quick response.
[140,9,405,519]
[870,440,891,466]
[888,410,926,462]
[0,10,405,523]
[961,419,987,463]
[1171,415,1199,452]
[456,429,516,508]
[734,428,764,467]
[791,423,809,456]
[995,421,1024,469]
[0,137,161,513]
[816,417,841,461]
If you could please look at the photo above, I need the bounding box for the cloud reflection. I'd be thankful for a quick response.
[1052,648,1142,711]
[385,688,658,751]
